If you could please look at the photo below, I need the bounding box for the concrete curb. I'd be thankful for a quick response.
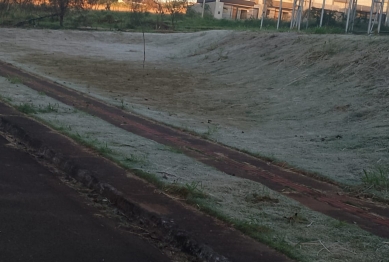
[0,116,229,262]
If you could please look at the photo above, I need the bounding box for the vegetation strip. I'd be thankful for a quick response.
[2,0,389,33]
[1,61,389,238]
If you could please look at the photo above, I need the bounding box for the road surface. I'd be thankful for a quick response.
[0,134,171,262]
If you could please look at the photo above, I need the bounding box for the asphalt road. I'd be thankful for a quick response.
[0,134,170,262]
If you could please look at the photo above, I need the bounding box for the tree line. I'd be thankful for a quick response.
[0,0,188,28]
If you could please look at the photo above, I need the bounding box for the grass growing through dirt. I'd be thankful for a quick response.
[202,124,219,138]
[6,75,23,84]
[123,153,147,165]
[158,145,183,154]
[16,103,37,114]
[15,103,59,115]
[164,181,207,200]
[190,197,303,261]
[362,166,389,191]
[37,103,59,113]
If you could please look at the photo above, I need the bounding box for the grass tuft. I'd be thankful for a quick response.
[245,192,279,204]
[37,103,59,113]
[362,166,389,191]
[16,103,37,114]
[6,75,23,84]
[123,153,147,165]
[164,181,207,199]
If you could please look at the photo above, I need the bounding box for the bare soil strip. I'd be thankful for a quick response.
[1,61,389,238]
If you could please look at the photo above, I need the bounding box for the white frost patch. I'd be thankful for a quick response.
[1,76,388,262]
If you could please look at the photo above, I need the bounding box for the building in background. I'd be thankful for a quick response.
[191,0,387,22]
[192,0,262,19]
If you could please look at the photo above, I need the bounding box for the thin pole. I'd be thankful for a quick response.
[350,0,357,31]
[261,0,267,29]
[202,0,205,18]
[386,0,389,26]
[297,0,304,30]
[368,0,374,34]
[320,0,326,27]
[306,0,312,29]
[377,0,384,33]
[345,0,352,32]
[142,28,145,69]
[290,0,296,28]
[277,0,283,29]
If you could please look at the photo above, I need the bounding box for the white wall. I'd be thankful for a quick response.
[274,0,385,12]
[214,1,224,19]
[190,1,223,19]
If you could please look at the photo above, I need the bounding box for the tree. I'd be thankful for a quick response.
[153,0,165,29]
[0,0,11,14]
[165,0,186,30]
[143,0,155,11]
[85,0,99,10]
[127,0,147,27]
[98,0,118,11]
[49,0,85,26]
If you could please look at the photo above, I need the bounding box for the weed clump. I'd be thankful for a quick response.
[164,181,207,200]
[16,103,37,114]
[362,166,389,191]
[7,76,23,84]
[16,103,62,115]
[245,193,279,204]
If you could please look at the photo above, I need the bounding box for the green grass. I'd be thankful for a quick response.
[158,145,183,154]
[15,103,60,114]
[164,181,207,200]
[190,197,304,261]
[98,142,113,155]
[2,3,383,34]
[119,99,126,110]
[0,94,12,104]
[331,220,348,229]
[6,76,23,84]
[123,153,147,165]
[37,103,59,113]
[307,26,345,34]
[16,103,37,114]
[362,166,389,191]
[201,124,219,138]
